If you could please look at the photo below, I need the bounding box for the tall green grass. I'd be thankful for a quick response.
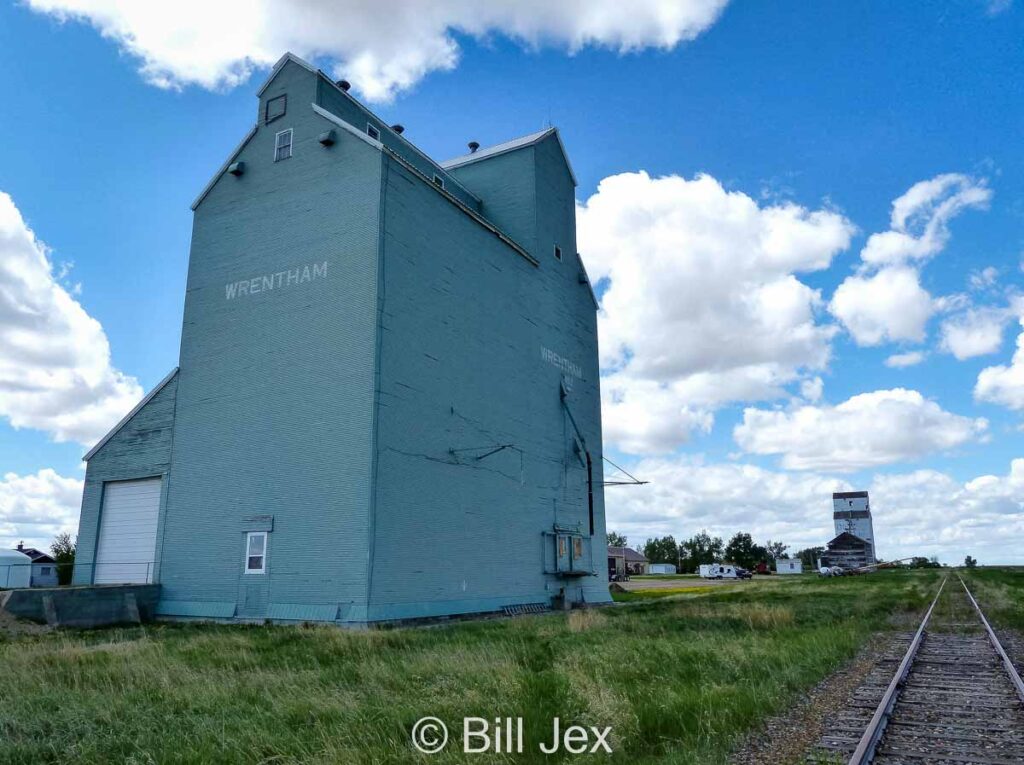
[961,567,1024,631]
[0,570,946,764]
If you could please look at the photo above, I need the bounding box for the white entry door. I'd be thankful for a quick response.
[94,478,162,584]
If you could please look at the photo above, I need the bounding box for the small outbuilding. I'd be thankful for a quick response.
[775,558,802,575]
[607,546,648,577]
[0,549,32,589]
[15,543,59,587]
[648,563,677,574]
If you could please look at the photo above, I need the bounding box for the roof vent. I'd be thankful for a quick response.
[336,79,351,92]
[468,141,480,153]
[391,124,404,135]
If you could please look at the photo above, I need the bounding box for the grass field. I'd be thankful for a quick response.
[0,570,964,764]
[961,567,1024,631]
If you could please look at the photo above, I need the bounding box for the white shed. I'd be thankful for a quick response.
[648,563,677,574]
[0,549,32,589]
[775,558,803,575]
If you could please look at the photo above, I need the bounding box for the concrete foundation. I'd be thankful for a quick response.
[0,584,160,628]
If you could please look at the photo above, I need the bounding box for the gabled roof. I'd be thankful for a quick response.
[255,52,319,96]
[190,126,257,211]
[441,127,578,186]
[83,368,179,462]
[826,531,870,548]
[607,545,647,562]
[15,547,54,563]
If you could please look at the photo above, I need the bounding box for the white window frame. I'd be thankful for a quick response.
[553,245,562,262]
[432,173,445,190]
[366,123,380,141]
[274,129,293,162]
[245,531,268,574]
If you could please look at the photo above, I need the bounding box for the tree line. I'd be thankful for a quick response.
[608,531,826,573]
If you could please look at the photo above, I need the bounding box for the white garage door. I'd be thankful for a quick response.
[94,478,162,584]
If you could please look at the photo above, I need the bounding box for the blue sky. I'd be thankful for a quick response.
[1,0,1023,562]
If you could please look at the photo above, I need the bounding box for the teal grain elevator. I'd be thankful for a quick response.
[73,54,611,624]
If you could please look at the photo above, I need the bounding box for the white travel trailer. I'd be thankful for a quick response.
[699,563,739,579]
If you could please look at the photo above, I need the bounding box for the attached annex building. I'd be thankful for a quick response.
[822,490,877,570]
[74,53,611,624]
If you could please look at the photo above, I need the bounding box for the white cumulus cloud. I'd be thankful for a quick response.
[885,350,927,368]
[0,469,83,551]
[578,171,854,453]
[0,191,143,445]
[940,304,1015,360]
[975,318,1024,410]
[24,0,730,101]
[734,388,987,471]
[830,174,990,346]
[830,265,935,345]
[604,457,1024,564]
[603,456,850,550]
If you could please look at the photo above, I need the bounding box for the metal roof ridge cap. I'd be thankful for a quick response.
[315,75,483,205]
[255,52,317,96]
[440,127,579,187]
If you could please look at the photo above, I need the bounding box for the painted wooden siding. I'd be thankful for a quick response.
[446,148,539,258]
[156,72,384,621]
[314,76,481,212]
[74,372,179,585]
[368,140,610,620]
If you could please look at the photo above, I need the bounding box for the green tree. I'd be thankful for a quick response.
[606,531,627,548]
[724,532,769,570]
[50,531,76,586]
[678,530,724,573]
[964,555,978,568]
[765,540,789,560]
[794,546,825,569]
[643,536,679,566]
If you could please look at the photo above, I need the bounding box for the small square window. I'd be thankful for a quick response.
[366,123,380,141]
[274,129,293,162]
[265,95,287,124]
[432,174,445,190]
[246,532,267,574]
[40,567,51,576]
[553,245,562,262]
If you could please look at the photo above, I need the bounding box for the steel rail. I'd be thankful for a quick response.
[847,576,948,765]
[958,574,1024,706]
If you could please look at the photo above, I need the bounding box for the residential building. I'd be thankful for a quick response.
[14,543,59,587]
[607,546,648,577]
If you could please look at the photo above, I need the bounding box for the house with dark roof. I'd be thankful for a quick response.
[14,542,58,588]
[607,546,648,577]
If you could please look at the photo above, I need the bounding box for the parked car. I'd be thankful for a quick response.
[735,567,753,579]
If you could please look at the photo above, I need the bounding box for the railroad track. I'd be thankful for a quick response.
[813,574,1024,764]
